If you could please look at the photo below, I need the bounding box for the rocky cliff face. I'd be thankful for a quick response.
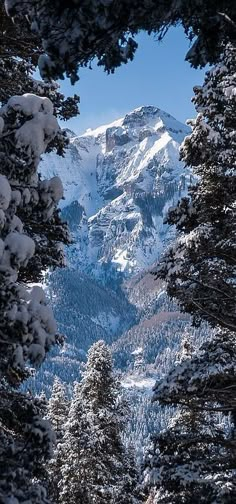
[36,107,207,454]
[40,106,191,281]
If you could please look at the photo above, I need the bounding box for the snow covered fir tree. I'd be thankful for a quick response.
[0,1,80,121]
[48,341,141,504]
[47,377,69,436]
[144,329,236,503]
[0,91,66,501]
[157,42,236,333]
[0,1,236,503]
[46,377,69,502]
[0,4,79,501]
[144,43,236,503]
[5,0,236,80]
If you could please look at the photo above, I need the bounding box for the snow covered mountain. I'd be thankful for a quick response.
[35,106,210,457]
[35,106,205,452]
[40,106,191,280]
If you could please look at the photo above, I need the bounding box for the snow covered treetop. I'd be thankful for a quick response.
[153,329,236,412]
[4,94,54,116]
[0,93,66,385]
[0,93,59,163]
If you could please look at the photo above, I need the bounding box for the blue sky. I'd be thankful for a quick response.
[59,27,206,135]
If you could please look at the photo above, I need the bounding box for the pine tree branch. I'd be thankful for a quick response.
[191,299,236,332]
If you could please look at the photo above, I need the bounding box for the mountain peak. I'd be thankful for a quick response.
[40,105,191,278]
[122,105,189,139]
[124,105,163,121]
[81,105,189,142]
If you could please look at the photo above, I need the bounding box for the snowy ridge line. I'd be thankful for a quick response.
[40,105,191,279]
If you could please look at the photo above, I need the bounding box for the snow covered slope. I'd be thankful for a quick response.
[36,108,212,456]
[40,106,191,279]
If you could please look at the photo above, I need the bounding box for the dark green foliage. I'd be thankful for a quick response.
[145,409,236,504]
[5,0,236,81]
[0,1,80,120]
[157,43,236,332]
[0,3,80,500]
[0,384,55,503]
[145,44,236,503]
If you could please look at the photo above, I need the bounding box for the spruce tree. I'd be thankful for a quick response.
[157,42,236,332]
[0,4,80,501]
[47,377,69,436]
[46,378,69,503]
[153,329,236,415]
[0,2,81,282]
[0,93,65,382]
[4,0,236,82]
[144,408,236,504]
[0,1,80,121]
[144,329,236,503]
[150,329,236,501]
[0,387,56,504]
[0,92,67,502]
[56,341,141,504]
[0,92,71,286]
[144,43,236,503]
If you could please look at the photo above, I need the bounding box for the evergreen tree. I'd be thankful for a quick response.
[0,93,65,382]
[0,1,80,120]
[0,92,67,502]
[0,386,56,504]
[0,1,81,282]
[56,341,141,504]
[150,329,236,500]
[146,51,236,496]
[4,0,236,82]
[157,43,236,332]
[144,328,236,503]
[0,4,80,501]
[144,408,236,504]
[153,329,236,415]
[0,92,70,285]
[47,377,69,436]
[46,378,69,503]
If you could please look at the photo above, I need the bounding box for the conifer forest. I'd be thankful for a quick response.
[0,1,235,503]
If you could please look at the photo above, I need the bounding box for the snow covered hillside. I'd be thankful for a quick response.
[40,106,191,279]
[36,104,194,384]
[35,106,205,453]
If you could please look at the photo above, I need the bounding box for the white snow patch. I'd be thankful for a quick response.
[4,94,53,116]
[122,374,156,390]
